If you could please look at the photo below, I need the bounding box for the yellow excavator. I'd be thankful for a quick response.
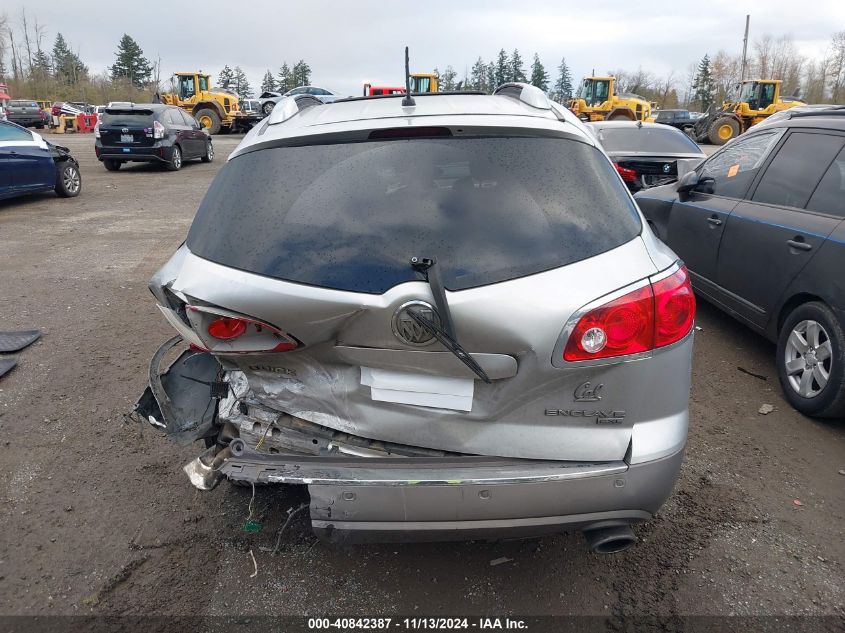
[568,76,653,122]
[160,72,257,134]
[693,79,805,145]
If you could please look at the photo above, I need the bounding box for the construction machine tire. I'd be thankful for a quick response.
[707,116,740,145]
[195,108,222,135]
[608,112,633,121]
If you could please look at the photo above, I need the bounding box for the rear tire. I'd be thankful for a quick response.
[195,108,221,135]
[262,101,275,115]
[103,159,121,172]
[776,301,845,418]
[54,161,82,197]
[707,116,740,145]
[201,141,214,163]
[608,113,632,121]
[166,145,183,171]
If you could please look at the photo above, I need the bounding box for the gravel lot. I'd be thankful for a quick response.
[0,133,842,626]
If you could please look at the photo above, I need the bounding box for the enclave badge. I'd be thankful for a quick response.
[574,380,603,402]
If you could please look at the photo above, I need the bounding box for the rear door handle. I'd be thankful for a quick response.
[787,239,812,251]
[707,216,722,226]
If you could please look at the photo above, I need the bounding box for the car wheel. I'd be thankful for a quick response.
[776,301,845,418]
[262,101,275,115]
[167,145,183,171]
[201,141,214,163]
[54,161,82,198]
[103,159,121,172]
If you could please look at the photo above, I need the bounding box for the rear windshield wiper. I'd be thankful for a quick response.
[409,257,491,384]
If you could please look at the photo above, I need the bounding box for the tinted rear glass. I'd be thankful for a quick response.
[187,137,641,294]
[11,100,38,107]
[596,126,701,154]
[101,110,155,126]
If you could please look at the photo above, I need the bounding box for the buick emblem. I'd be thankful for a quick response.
[392,300,440,346]
[662,163,671,174]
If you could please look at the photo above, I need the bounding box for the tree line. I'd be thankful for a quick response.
[2,6,844,111]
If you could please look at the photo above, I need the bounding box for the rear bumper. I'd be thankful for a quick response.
[95,143,172,163]
[221,443,684,543]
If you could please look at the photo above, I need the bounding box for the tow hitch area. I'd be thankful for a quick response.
[134,336,224,445]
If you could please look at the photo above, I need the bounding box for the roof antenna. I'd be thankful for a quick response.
[402,46,416,107]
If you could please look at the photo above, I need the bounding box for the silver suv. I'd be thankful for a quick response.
[136,85,696,553]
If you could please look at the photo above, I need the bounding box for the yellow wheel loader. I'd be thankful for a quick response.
[693,79,805,145]
[160,72,257,134]
[409,73,439,93]
[568,76,653,122]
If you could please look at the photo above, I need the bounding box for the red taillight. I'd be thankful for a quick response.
[208,316,248,340]
[614,163,638,182]
[153,120,165,139]
[653,266,696,347]
[563,265,695,362]
[186,306,299,353]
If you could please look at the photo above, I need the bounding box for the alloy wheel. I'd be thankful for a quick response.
[63,166,80,194]
[784,319,833,398]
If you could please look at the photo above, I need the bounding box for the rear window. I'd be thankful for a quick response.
[11,100,38,107]
[101,109,155,126]
[596,126,701,154]
[187,136,641,294]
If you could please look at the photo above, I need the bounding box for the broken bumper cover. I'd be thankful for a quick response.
[222,440,683,543]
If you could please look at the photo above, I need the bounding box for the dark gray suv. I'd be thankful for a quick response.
[636,108,845,418]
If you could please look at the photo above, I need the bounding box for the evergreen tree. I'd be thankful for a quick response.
[232,66,253,98]
[470,57,488,92]
[486,61,496,92]
[31,49,52,78]
[692,54,716,110]
[529,53,549,91]
[0,57,6,82]
[110,34,152,87]
[552,56,574,103]
[217,65,234,89]
[52,33,88,85]
[510,49,526,83]
[260,69,276,93]
[277,62,292,93]
[440,65,457,91]
[291,60,311,87]
[494,49,509,88]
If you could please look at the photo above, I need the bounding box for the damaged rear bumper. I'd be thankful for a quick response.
[220,440,683,543]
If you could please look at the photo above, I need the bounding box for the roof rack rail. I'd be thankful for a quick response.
[267,94,323,125]
[493,82,552,110]
[788,105,845,119]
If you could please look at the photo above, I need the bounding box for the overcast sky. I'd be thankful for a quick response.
[15,0,845,96]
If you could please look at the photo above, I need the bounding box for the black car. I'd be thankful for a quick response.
[587,121,706,192]
[652,109,695,132]
[94,104,213,171]
[6,100,49,129]
[636,110,845,418]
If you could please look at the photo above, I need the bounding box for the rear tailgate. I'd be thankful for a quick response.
[158,237,692,463]
[99,109,157,147]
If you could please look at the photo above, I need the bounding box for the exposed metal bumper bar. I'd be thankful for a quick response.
[218,442,684,543]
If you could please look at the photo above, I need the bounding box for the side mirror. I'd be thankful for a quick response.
[676,171,699,197]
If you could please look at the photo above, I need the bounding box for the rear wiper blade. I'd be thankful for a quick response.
[404,309,491,384]
[408,257,491,384]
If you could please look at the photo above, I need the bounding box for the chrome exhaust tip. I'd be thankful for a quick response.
[583,524,637,554]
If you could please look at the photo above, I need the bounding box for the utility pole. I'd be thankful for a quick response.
[740,14,750,82]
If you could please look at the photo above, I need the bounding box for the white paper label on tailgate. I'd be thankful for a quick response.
[361,367,474,411]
